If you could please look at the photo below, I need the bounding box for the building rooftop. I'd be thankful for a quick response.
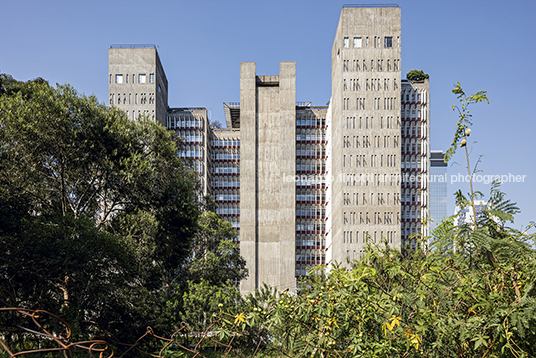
[223,102,240,129]
[342,4,399,8]
[430,151,447,167]
[109,44,156,49]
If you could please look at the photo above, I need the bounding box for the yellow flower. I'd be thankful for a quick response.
[234,312,246,324]
[403,328,421,350]
[382,315,401,336]
[410,334,421,350]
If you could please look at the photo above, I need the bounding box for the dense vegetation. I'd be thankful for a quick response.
[0,75,246,349]
[1,76,535,357]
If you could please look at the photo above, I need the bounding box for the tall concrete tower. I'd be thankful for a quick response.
[239,62,297,293]
[327,5,403,263]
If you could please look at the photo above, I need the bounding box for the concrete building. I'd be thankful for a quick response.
[400,78,430,247]
[429,150,448,233]
[108,45,168,127]
[167,107,211,196]
[237,62,297,292]
[107,4,431,294]
[211,127,241,231]
[327,5,429,258]
[328,5,403,262]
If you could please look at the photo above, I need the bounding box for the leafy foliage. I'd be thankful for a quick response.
[0,75,200,341]
[445,82,489,163]
[161,212,248,336]
[209,220,536,357]
[183,212,247,287]
[406,70,429,81]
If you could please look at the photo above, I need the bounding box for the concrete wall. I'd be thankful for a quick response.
[240,62,296,294]
[167,107,210,196]
[329,6,402,264]
[108,46,168,126]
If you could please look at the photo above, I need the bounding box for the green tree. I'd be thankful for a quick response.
[211,207,535,357]
[161,211,248,334]
[195,83,536,358]
[179,279,243,333]
[406,69,429,81]
[0,75,200,341]
[185,212,247,286]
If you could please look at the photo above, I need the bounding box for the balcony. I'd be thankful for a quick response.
[296,245,326,250]
[401,183,422,189]
[401,201,422,207]
[296,260,326,265]
[296,183,326,189]
[296,230,326,235]
[296,140,327,146]
[296,214,326,220]
[296,155,327,160]
[400,218,421,223]
[211,183,240,189]
[296,200,326,205]
[296,169,327,175]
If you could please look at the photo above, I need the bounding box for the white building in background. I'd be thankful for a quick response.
[455,200,489,227]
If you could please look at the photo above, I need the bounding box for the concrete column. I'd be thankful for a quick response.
[239,62,258,294]
[240,62,296,294]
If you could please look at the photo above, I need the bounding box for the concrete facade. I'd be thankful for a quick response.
[167,107,211,196]
[108,45,168,127]
[295,105,328,277]
[240,62,297,293]
[400,79,430,247]
[211,128,241,231]
[107,4,431,295]
[328,5,405,264]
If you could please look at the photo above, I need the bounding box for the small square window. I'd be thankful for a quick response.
[384,37,393,48]
[115,74,123,84]
[353,37,362,48]
[138,74,146,83]
[149,73,155,83]
[343,37,349,48]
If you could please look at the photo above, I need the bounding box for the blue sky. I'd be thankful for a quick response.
[1,0,535,230]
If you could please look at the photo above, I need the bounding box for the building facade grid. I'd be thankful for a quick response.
[108,5,431,294]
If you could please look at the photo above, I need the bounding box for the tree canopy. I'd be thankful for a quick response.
[0,74,200,340]
[406,69,429,81]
